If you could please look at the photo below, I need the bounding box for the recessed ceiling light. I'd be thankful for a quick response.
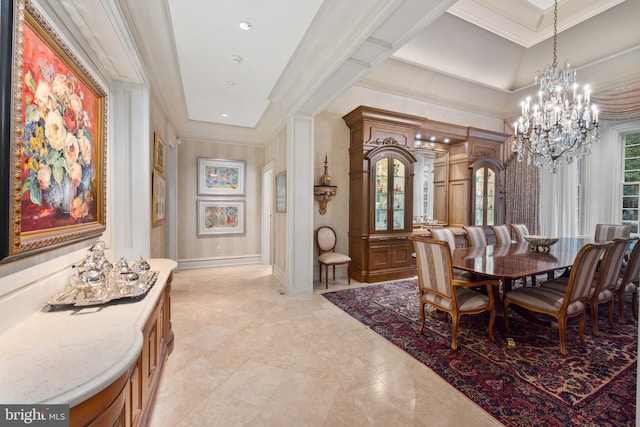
[230,55,243,64]
[239,21,252,31]
[444,138,450,143]
[226,81,236,86]
[430,136,436,141]
[221,113,229,117]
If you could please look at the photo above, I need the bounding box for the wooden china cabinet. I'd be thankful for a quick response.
[343,106,420,283]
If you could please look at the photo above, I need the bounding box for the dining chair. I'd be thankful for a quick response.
[430,228,471,281]
[463,226,487,247]
[542,238,634,336]
[490,224,512,246]
[409,235,499,350]
[316,226,351,289]
[510,224,530,242]
[503,242,612,355]
[617,239,640,324]
[594,224,632,242]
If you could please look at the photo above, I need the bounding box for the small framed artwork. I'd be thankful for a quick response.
[2,0,108,262]
[276,172,286,213]
[197,157,246,196]
[153,132,166,174]
[152,171,166,224]
[197,200,245,236]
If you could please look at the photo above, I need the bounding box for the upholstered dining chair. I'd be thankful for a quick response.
[430,228,471,281]
[617,239,640,324]
[463,226,487,247]
[490,224,512,246]
[595,224,632,242]
[541,238,633,336]
[409,235,499,350]
[510,224,530,242]
[503,242,612,355]
[316,226,351,289]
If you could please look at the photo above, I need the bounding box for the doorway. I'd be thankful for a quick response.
[262,162,274,265]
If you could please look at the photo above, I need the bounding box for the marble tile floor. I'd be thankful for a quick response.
[148,265,502,427]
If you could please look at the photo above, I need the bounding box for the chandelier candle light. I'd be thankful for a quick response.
[512,0,599,173]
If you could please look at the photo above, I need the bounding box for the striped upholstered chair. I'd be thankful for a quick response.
[490,224,512,246]
[617,239,640,323]
[510,224,530,242]
[463,226,487,247]
[504,242,612,355]
[430,228,471,280]
[595,224,631,242]
[541,238,633,336]
[409,235,499,350]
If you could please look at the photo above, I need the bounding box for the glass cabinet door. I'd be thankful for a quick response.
[474,166,497,226]
[374,156,408,232]
[375,158,388,231]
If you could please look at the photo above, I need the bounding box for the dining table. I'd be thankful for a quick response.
[451,237,594,296]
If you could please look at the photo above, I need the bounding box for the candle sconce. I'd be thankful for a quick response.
[314,155,337,215]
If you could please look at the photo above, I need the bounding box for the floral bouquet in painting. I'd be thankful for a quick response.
[19,21,101,233]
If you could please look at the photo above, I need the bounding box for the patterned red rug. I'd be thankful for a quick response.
[322,279,637,427]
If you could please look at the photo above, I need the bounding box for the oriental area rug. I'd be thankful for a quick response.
[322,279,637,427]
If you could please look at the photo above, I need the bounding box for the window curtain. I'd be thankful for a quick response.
[539,162,580,237]
[504,152,540,234]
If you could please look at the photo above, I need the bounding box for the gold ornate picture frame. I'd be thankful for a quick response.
[1,0,107,262]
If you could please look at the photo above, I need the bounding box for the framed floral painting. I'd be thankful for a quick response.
[197,157,245,196]
[1,0,107,261]
[152,171,166,224]
[196,200,245,236]
[153,132,166,174]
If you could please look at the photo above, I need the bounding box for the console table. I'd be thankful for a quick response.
[0,258,177,427]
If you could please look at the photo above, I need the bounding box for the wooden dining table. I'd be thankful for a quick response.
[451,237,594,296]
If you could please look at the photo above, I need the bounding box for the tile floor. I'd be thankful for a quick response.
[148,265,502,426]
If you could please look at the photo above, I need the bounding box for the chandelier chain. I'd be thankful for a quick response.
[552,0,557,68]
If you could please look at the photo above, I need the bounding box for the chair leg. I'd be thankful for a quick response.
[451,313,460,350]
[347,264,351,285]
[488,307,495,342]
[578,313,586,347]
[325,265,329,289]
[558,316,568,355]
[617,289,626,324]
[590,302,600,337]
[419,301,426,333]
[319,262,322,283]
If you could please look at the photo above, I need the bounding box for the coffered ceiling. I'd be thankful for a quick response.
[37,0,640,142]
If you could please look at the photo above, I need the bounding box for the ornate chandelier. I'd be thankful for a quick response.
[512,0,599,173]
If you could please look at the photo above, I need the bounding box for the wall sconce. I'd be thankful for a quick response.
[314,154,337,215]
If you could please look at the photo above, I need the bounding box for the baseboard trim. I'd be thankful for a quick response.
[178,255,261,270]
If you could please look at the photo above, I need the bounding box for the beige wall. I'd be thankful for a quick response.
[177,139,263,265]
[313,112,350,274]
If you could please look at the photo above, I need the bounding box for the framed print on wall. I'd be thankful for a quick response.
[275,171,286,213]
[152,171,166,224]
[197,157,246,196]
[197,200,245,236]
[153,132,166,174]
[2,0,107,262]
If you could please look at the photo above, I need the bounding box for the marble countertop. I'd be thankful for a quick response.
[0,258,177,407]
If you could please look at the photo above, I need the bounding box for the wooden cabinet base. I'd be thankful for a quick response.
[70,273,173,427]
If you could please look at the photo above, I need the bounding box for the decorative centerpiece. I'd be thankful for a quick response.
[524,235,559,253]
[46,240,158,309]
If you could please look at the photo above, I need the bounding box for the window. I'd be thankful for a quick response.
[623,132,640,234]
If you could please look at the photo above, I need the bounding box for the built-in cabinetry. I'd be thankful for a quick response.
[343,106,510,281]
[70,274,173,427]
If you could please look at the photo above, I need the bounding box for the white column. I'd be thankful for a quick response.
[109,81,151,259]
[286,116,314,296]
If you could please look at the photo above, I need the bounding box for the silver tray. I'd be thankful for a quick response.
[46,271,159,310]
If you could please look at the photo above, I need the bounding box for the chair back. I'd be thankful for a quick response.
[510,224,530,242]
[564,242,612,305]
[429,228,456,254]
[412,237,453,299]
[595,238,634,294]
[316,226,337,254]
[463,226,487,247]
[595,224,632,242]
[490,224,512,246]
[620,239,640,287]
